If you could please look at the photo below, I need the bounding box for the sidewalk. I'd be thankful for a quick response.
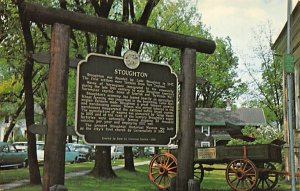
[0,161,150,190]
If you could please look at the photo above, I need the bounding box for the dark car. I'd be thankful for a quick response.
[0,142,28,168]
[67,143,95,162]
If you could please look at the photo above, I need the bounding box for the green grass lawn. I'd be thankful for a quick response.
[2,162,299,191]
[0,162,95,184]
[0,157,150,185]
[7,165,157,191]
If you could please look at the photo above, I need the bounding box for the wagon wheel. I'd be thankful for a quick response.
[148,153,177,189]
[255,162,278,191]
[193,162,204,184]
[226,159,258,191]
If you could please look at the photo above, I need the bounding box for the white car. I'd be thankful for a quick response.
[12,142,28,152]
[111,146,124,160]
[36,142,80,164]
[36,142,45,164]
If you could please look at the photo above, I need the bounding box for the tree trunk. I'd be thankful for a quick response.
[24,57,41,184]
[68,136,73,143]
[17,0,41,184]
[91,146,116,178]
[124,146,135,171]
[122,0,160,171]
[2,102,25,142]
[88,0,116,178]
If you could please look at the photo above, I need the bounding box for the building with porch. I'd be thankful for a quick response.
[195,107,266,148]
[273,0,300,177]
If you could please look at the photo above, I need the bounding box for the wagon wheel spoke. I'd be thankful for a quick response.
[168,166,177,171]
[235,179,241,187]
[242,161,248,171]
[246,176,255,184]
[267,178,275,184]
[265,179,271,188]
[158,175,164,185]
[244,167,254,173]
[151,171,159,176]
[164,155,170,166]
[168,171,177,175]
[166,160,175,168]
[244,179,251,187]
[257,178,262,186]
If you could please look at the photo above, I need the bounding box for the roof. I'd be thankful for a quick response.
[195,108,266,126]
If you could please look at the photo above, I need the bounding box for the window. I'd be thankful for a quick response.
[9,145,16,152]
[201,141,210,148]
[201,126,210,136]
[2,146,9,152]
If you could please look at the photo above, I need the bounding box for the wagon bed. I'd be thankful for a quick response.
[195,144,282,164]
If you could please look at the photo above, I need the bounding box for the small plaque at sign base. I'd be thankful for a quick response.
[75,53,178,146]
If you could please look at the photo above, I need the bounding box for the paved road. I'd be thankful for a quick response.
[0,161,150,190]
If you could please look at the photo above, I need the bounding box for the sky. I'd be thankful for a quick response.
[196,0,297,62]
[195,0,298,104]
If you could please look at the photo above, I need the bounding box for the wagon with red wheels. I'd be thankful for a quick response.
[148,143,283,191]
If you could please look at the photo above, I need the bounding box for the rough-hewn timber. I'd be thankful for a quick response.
[20,2,216,54]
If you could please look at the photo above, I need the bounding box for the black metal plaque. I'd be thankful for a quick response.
[75,54,178,146]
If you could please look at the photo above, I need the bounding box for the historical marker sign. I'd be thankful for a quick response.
[75,53,178,146]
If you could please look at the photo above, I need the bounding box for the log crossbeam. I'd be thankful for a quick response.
[19,1,216,54]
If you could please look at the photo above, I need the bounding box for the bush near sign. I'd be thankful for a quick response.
[75,54,178,146]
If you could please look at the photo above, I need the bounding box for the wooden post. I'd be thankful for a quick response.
[43,23,70,191]
[188,179,200,191]
[176,48,196,191]
[170,177,177,191]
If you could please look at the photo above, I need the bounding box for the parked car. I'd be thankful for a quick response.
[12,141,45,165]
[144,147,155,157]
[132,146,139,158]
[12,142,28,152]
[34,142,80,164]
[67,143,95,162]
[36,142,45,165]
[0,141,28,168]
[65,145,80,164]
[111,146,124,160]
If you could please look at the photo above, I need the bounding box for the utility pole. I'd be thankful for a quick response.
[285,0,296,190]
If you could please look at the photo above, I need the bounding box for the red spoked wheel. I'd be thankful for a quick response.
[148,153,177,189]
[226,159,258,191]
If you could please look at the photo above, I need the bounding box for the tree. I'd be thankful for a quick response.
[195,37,248,108]
[141,1,247,108]
[243,23,283,129]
